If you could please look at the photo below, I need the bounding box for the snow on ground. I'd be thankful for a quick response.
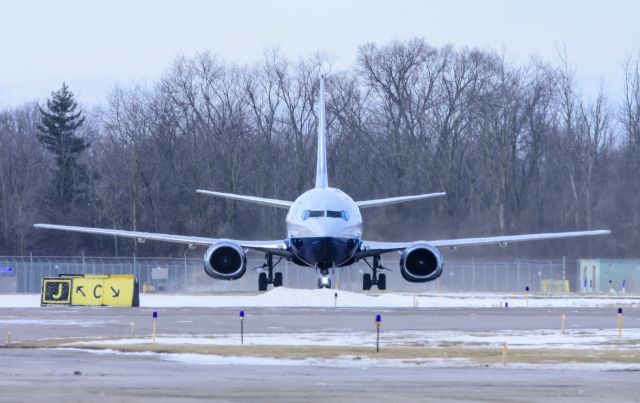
[62,347,640,370]
[0,287,638,308]
[0,318,104,327]
[0,295,41,308]
[66,328,640,350]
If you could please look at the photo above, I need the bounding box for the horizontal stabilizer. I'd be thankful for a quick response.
[355,192,446,208]
[196,189,293,209]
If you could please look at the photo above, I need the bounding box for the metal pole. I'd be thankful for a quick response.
[183,252,188,292]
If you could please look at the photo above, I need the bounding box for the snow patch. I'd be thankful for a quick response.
[1,289,638,309]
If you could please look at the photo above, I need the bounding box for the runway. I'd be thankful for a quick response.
[1,347,639,403]
[1,305,640,339]
[1,297,640,402]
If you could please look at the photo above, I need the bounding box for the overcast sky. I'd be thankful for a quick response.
[0,0,638,108]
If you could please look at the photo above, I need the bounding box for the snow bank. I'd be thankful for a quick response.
[66,328,640,350]
[0,288,638,309]
[140,288,639,308]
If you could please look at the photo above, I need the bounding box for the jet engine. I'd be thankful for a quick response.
[399,243,444,283]
[203,241,247,280]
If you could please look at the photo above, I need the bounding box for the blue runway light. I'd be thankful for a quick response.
[240,310,245,318]
[375,314,381,323]
[525,286,529,292]
[618,308,623,314]
[152,311,158,318]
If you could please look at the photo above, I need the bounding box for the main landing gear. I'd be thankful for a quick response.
[362,255,389,291]
[255,254,283,291]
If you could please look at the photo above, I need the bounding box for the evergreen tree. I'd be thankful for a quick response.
[37,83,89,204]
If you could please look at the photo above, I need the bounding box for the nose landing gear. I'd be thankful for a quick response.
[254,254,283,291]
[362,255,390,291]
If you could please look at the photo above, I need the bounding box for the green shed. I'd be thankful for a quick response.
[578,259,640,293]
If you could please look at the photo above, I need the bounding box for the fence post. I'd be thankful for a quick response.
[183,252,188,292]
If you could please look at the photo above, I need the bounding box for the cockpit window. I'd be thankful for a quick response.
[327,210,349,221]
[302,210,349,220]
[302,210,325,220]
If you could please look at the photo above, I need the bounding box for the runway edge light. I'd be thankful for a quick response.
[375,314,381,353]
[240,310,245,345]
[618,308,623,338]
[152,311,158,344]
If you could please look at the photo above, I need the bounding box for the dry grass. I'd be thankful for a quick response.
[5,337,640,365]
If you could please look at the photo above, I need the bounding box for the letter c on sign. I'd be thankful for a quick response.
[93,284,102,299]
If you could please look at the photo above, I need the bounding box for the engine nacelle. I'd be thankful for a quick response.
[203,241,247,280]
[399,243,444,283]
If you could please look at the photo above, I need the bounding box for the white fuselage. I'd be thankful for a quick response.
[285,187,362,270]
[286,187,362,239]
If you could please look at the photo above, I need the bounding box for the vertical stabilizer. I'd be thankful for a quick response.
[315,75,329,188]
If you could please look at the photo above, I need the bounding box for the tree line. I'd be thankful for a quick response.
[1,38,639,258]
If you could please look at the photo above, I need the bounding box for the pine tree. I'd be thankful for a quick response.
[37,83,89,204]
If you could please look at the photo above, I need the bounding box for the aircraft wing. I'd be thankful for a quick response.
[196,189,293,209]
[358,229,611,256]
[355,192,446,208]
[33,224,290,256]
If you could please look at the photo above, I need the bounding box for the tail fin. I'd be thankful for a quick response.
[315,75,329,189]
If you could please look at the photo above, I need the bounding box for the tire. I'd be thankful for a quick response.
[273,272,283,287]
[258,273,268,291]
[363,273,372,290]
[377,273,387,290]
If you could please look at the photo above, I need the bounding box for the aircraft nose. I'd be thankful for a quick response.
[301,217,350,238]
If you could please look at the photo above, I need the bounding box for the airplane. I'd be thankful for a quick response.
[34,76,611,291]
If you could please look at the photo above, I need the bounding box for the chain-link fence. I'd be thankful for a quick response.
[0,254,578,293]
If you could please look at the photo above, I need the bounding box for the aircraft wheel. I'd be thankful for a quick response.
[377,273,387,290]
[258,273,268,291]
[363,273,372,290]
[273,272,283,287]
